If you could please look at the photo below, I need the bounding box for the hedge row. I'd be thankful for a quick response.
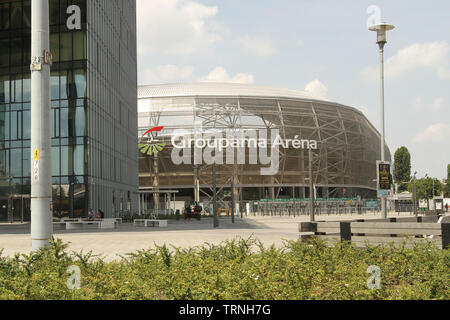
[0,237,448,300]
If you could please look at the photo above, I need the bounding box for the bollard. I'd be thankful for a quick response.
[340,222,352,242]
[442,223,450,250]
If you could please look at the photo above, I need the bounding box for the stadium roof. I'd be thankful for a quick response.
[138,82,333,102]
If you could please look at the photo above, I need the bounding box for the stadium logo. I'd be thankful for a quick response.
[171,128,318,176]
[139,126,318,176]
[139,126,166,156]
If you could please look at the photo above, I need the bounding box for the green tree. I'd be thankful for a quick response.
[394,147,411,192]
[410,177,443,209]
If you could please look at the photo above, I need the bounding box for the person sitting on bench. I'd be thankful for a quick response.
[88,208,95,221]
[96,209,105,219]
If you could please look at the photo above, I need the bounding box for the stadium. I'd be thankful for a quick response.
[137,83,390,213]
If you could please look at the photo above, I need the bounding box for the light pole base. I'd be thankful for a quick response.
[381,197,388,219]
[31,239,51,252]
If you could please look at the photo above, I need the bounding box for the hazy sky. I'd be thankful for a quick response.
[136,0,450,180]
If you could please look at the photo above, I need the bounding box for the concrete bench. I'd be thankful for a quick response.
[53,219,84,230]
[300,220,449,250]
[66,219,117,230]
[53,222,67,230]
[66,221,101,230]
[134,219,168,228]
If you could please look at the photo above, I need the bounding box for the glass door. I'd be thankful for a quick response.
[0,199,8,222]
[11,197,31,222]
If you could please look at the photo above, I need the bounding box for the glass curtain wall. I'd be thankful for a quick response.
[0,0,88,221]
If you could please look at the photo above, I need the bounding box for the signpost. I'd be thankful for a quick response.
[212,162,219,228]
[231,176,235,224]
[377,161,392,206]
[308,148,315,222]
[412,174,418,216]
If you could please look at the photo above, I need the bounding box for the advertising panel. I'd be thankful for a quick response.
[377,161,392,198]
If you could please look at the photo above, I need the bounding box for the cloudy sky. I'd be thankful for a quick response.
[136,0,450,180]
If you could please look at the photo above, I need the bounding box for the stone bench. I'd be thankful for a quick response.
[299,220,449,250]
[66,219,117,230]
[134,219,168,228]
[52,222,67,230]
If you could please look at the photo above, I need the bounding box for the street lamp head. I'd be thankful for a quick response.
[369,22,395,47]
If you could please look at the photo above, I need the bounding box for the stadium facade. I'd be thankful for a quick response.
[0,0,138,222]
[138,83,391,211]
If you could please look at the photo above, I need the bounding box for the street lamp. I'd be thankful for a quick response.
[30,0,53,251]
[307,148,315,222]
[212,162,219,228]
[425,174,435,197]
[411,171,417,216]
[425,174,436,212]
[231,176,235,224]
[369,22,395,219]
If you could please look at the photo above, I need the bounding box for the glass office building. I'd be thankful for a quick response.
[0,0,138,222]
[138,83,391,209]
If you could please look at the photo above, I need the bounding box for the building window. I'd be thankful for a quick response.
[60,32,73,62]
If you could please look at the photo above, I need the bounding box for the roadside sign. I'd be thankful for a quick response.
[366,200,379,208]
[377,161,392,198]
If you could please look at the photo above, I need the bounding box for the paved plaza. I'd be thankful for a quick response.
[0,212,417,261]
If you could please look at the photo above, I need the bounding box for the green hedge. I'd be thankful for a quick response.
[0,238,448,300]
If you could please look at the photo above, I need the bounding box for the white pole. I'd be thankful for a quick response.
[380,46,386,163]
[379,44,387,219]
[370,23,395,219]
[31,0,52,251]
[309,148,315,222]
[138,193,141,215]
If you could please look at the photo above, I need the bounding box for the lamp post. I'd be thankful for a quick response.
[411,172,417,216]
[369,22,395,219]
[212,162,219,228]
[31,0,52,251]
[231,176,235,224]
[432,178,435,197]
[308,148,315,222]
[69,180,74,218]
[425,174,435,210]
[425,174,436,195]
[194,166,200,204]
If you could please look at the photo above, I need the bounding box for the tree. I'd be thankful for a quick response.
[394,147,411,192]
[409,177,443,209]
